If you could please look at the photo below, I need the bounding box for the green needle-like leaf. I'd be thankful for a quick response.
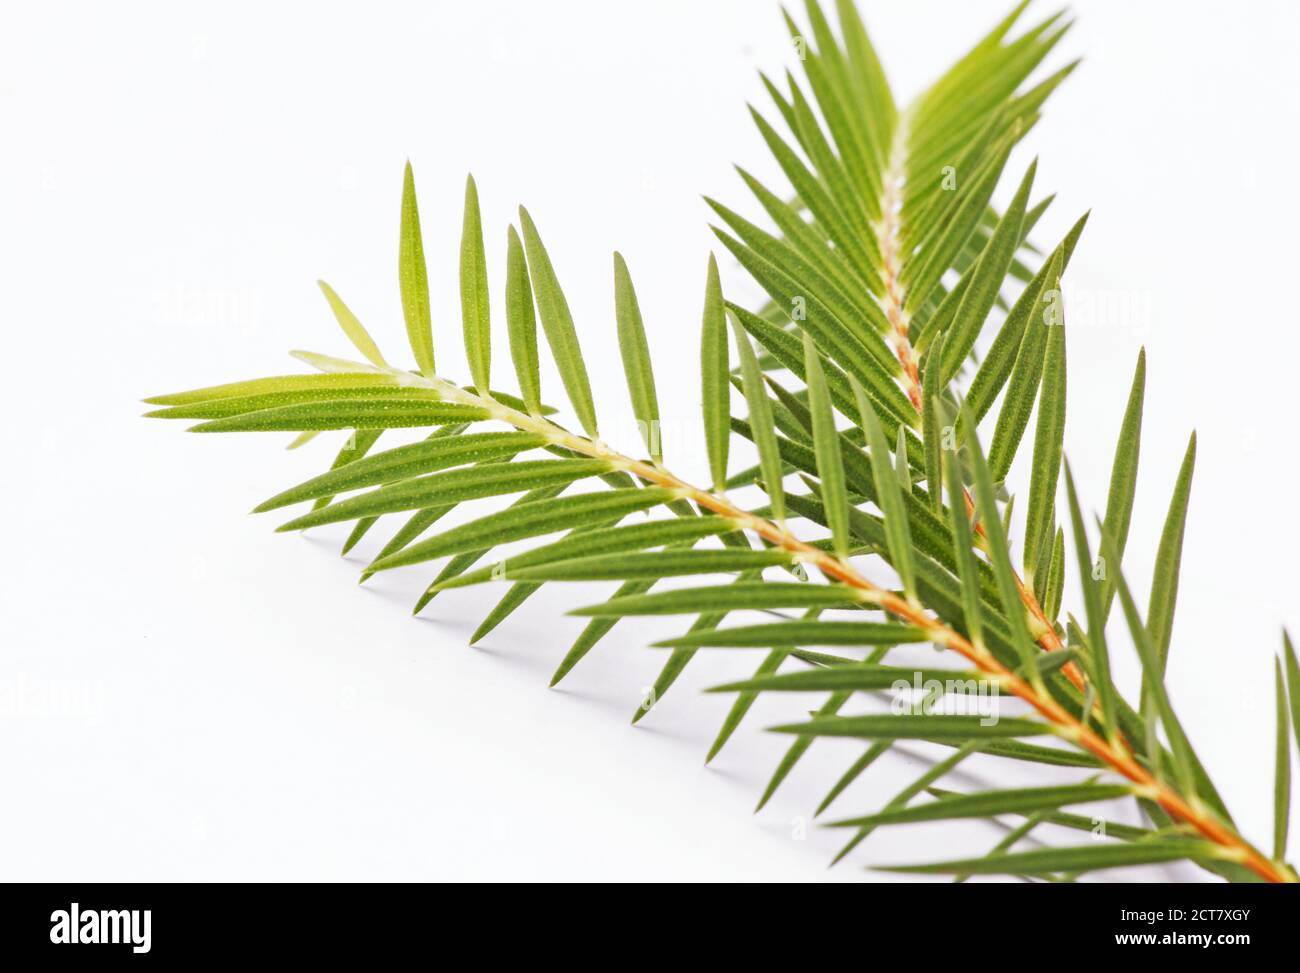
[854,377,916,604]
[1147,432,1196,677]
[937,160,1035,384]
[412,483,568,614]
[310,428,383,511]
[505,225,542,416]
[965,402,1040,676]
[962,213,1088,427]
[707,649,785,764]
[369,486,677,573]
[144,372,406,408]
[1099,349,1146,619]
[469,581,541,644]
[518,206,598,437]
[1275,656,1291,861]
[731,314,785,523]
[317,281,388,368]
[254,432,546,512]
[571,582,864,617]
[804,332,850,557]
[942,440,986,655]
[829,782,1132,829]
[831,742,982,865]
[1286,631,1300,761]
[817,741,892,817]
[429,517,734,593]
[459,174,491,393]
[276,459,610,533]
[1023,266,1066,582]
[701,255,730,492]
[988,247,1061,483]
[1100,523,1198,796]
[189,399,489,433]
[499,548,790,583]
[920,338,947,514]
[770,714,1050,741]
[613,253,661,463]
[399,161,435,377]
[878,839,1223,877]
[149,385,437,420]
[709,663,983,693]
[1063,462,1118,740]
[659,620,927,650]
[756,688,850,812]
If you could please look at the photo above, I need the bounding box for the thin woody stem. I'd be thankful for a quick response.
[874,129,1078,686]
[367,360,1290,884]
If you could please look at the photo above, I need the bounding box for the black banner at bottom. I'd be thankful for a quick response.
[0,880,1290,961]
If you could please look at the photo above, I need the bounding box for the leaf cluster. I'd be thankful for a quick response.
[146,2,1299,882]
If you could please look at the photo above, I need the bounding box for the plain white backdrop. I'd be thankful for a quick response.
[3,1,1298,881]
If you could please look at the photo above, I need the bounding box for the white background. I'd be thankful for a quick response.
[3,1,1298,881]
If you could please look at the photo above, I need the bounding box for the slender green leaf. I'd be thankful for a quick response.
[190,399,489,433]
[710,663,984,693]
[701,255,730,491]
[804,332,850,557]
[1100,522,1198,795]
[412,483,569,614]
[1147,432,1196,676]
[276,459,610,533]
[987,247,1061,482]
[500,548,790,583]
[505,225,542,416]
[661,620,927,650]
[613,253,661,463]
[770,714,1050,740]
[965,402,1040,675]
[399,161,435,376]
[369,486,676,572]
[1063,462,1118,740]
[518,206,598,437]
[1286,631,1300,761]
[317,281,388,368]
[459,174,491,393]
[571,583,865,617]
[431,517,735,592]
[1023,271,1067,582]
[879,839,1222,876]
[1043,526,1065,621]
[831,742,981,865]
[1099,348,1146,618]
[144,372,403,407]
[757,688,850,812]
[150,384,442,420]
[929,158,1033,354]
[854,377,916,603]
[254,432,546,512]
[731,314,785,522]
[817,741,892,816]
[707,649,786,763]
[942,434,985,654]
[1275,657,1291,861]
[920,337,946,513]
[830,783,1132,829]
[470,581,541,644]
[310,428,384,511]
[962,213,1089,426]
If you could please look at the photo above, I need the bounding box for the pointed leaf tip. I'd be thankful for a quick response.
[613,252,662,463]
[459,173,491,394]
[399,162,435,377]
